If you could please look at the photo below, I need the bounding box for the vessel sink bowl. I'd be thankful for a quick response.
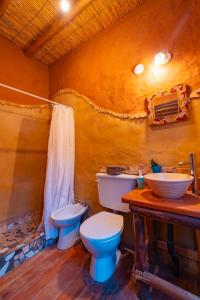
[144,173,194,199]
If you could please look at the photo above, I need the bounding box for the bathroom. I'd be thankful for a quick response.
[0,0,200,299]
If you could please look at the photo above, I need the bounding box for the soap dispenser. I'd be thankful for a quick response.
[137,170,144,189]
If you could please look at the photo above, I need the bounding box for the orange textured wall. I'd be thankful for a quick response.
[50,0,200,113]
[0,35,50,223]
[0,34,49,104]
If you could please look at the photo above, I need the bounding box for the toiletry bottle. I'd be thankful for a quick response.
[137,170,144,189]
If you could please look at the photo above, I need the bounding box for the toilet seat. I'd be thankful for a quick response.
[80,211,123,240]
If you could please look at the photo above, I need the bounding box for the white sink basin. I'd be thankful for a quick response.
[144,173,194,199]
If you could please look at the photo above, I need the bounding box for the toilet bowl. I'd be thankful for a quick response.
[80,172,137,282]
[80,211,123,282]
[51,203,87,250]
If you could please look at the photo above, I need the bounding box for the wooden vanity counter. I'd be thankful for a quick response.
[122,188,200,219]
[122,188,200,300]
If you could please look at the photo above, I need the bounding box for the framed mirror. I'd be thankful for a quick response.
[146,83,189,125]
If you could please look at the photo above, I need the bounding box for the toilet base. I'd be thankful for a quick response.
[57,221,80,250]
[90,249,121,283]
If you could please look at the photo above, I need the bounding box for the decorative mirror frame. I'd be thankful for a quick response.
[146,83,189,125]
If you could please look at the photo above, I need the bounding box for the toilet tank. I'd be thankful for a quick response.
[96,173,138,213]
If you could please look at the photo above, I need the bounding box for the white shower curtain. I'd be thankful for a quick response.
[42,104,75,239]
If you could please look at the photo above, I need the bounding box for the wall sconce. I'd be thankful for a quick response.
[133,50,172,76]
[134,64,144,75]
[154,50,171,65]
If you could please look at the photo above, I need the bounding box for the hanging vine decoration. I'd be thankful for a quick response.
[0,99,49,109]
[53,88,148,120]
[0,99,51,123]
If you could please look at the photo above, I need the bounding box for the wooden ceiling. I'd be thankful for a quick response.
[0,0,143,65]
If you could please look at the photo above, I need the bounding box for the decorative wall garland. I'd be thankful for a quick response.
[0,99,51,123]
[53,88,148,120]
[54,87,200,121]
[0,99,49,109]
[1,87,199,121]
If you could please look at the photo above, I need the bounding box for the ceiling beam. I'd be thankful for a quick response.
[0,0,11,16]
[24,0,92,58]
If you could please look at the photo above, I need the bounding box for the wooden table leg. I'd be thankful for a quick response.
[167,223,179,276]
[195,229,200,269]
[146,218,158,266]
[134,214,152,300]
[146,218,159,294]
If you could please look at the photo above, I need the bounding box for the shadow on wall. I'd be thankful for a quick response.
[8,118,47,221]
[0,106,50,223]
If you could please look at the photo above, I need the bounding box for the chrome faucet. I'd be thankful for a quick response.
[178,153,199,195]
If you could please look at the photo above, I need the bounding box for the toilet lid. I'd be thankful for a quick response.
[51,204,87,221]
[80,211,123,240]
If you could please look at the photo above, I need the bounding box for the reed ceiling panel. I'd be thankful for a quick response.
[0,0,144,64]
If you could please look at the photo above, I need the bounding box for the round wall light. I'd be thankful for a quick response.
[134,64,144,75]
[60,0,70,12]
[154,50,171,65]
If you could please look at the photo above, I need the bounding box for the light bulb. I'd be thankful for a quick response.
[134,64,144,75]
[154,51,171,65]
[60,0,70,12]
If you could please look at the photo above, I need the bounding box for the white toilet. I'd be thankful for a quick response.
[80,173,137,282]
[51,203,88,250]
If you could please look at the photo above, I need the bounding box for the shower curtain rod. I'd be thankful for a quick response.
[0,83,70,109]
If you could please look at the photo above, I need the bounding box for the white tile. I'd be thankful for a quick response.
[23,245,30,253]
[0,261,9,277]
[5,252,15,262]
[25,250,35,258]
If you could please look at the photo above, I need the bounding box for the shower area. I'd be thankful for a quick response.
[0,95,55,277]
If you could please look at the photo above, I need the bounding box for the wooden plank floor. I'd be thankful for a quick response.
[0,243,188,300]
